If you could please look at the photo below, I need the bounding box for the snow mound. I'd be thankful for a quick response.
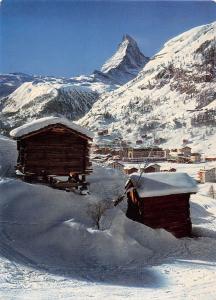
[0,167,178,271]
[2,134,216,296]
[0,135,179,272]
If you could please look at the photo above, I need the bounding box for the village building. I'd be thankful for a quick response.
[125,172,197,238]
[160,167,177,172]
[10,117,93,181]
[198,167,216,183]
[127,147,166,162]
[93,145,128,159]
[140,163,161,173]
[164,149,171,159]
[93,147,112,155]
[177,154,191,163]
[178,146,192,157]
[97,128,109,136]
[124,167,139,175]
[205,157,216,162]
[107,161,124,171]
[91,154,112,164]
[112,155,121,161]
[190,153,201,163]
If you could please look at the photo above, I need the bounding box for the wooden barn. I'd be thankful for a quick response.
[10,117,93,185]
[140,163,161,173]
[125,172,197,238]
[124,167,139,175]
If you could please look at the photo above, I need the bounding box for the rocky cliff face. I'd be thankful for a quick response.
[100,34,149,84]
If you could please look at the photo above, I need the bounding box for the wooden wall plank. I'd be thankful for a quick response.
[16,124,92,176]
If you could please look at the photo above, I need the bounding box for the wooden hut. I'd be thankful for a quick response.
[10,117,93,183]
[125,172,197,238]
[140,163,161,173]
[124,167,139,175]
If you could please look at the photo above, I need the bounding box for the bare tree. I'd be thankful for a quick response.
[88,200,111,230]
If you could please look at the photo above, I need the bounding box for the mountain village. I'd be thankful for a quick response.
[91,138,216,183]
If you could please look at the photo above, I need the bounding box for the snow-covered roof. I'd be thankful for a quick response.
[128,172,197,198]
[10,116,94,139]
[142,163,161,168]
[124,166,139,170]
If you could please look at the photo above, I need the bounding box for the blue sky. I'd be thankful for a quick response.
[1,0,216,77]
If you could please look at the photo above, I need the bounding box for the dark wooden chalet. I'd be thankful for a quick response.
[10,117,93,179]
[124,167,139,175]
[140,163,161,173]
[125,172,197,238]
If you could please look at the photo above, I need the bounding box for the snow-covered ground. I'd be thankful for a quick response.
[1,135,216,299]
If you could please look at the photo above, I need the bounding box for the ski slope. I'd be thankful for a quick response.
[1,135,216,299]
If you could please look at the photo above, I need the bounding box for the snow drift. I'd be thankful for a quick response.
[1,134,216,285]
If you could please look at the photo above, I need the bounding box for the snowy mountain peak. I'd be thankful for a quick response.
[122,34,137,44]
[100,35,149,84]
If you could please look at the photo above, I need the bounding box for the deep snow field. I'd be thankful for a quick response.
[1,135,216,299]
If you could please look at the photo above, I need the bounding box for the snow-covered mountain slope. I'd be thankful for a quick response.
[80,22,216,155]
[0,81,98,134]
[0,73,35,98]
[101,34,149,84]
[0,35,148,134]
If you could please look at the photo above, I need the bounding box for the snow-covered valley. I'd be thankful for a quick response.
[1,135,216,299]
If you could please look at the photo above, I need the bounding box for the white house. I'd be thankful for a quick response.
[198,167,216,183]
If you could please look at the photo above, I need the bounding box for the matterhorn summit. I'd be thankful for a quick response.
[100,34,149,84]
